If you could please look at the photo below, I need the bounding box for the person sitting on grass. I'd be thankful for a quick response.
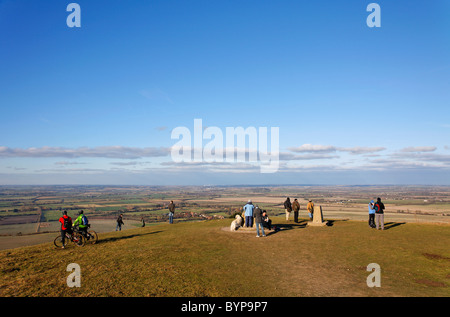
[262,210,272,230]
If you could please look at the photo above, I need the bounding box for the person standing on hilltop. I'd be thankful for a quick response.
[307,199,314,221]
[58,210,72,248]
[243,200,255,228]
[374,197,385,230]
[253,205,266,237]
[292,199,300,223]
[284,197,292,221]
[116,214,124,231]
[168,200,175,224]
[368,200,376,228]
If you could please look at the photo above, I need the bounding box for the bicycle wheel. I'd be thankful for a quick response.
[86,231,98,244]
[72,232,85,247]
[54,235,66,248]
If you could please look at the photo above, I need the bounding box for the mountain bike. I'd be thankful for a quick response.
[54,230,85,248]
[73,224,98,245]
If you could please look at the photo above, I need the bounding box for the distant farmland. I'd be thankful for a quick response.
[1,185,449,250]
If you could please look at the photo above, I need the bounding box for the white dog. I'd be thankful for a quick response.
[230,214,243,231]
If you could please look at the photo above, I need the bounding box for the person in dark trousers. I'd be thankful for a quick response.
[292,199,300,223]
[368,200,376,228]
[168,200,175,224]
[284,197,292,221]
[374,197,385,230]
[58,210,72,248]
[116,214,124,231]
[141,217,145,227]
[253,206,266,237]
[73,210,88,238]
[243,200,255,228]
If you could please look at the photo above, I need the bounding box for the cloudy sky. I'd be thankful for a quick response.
[1,0,450,185]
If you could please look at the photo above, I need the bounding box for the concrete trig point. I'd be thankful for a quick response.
[307,205,327,226]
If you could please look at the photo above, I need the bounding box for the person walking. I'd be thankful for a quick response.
[307,199,314,221]
[254,206,266,237]
[292,199,300,223]
[168,200,175,224]
[58,210,72,248]
[116,214,124,231]
[284,197,292,221]
[368,200,376,228]
[243,200,255,228]
[374,197,385,230]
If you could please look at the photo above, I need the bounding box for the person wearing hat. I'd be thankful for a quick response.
[368,200,376,228]
[306,199,314,221]
[243,200,255,228]
[58,210,72,248]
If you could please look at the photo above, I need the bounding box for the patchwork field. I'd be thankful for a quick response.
[1,185,449,251]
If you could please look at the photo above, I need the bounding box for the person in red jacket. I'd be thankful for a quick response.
[58,210,72,248]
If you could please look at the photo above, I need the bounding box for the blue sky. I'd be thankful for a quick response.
[1,0,450,185]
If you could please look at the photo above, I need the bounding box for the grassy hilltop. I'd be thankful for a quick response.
[1,216,449,297]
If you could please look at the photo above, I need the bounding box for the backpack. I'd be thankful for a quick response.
[374,203,382,213]
[81,215,89,226]
[63,216,72,229]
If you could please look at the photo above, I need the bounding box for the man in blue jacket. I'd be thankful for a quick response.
[243,200,255,228]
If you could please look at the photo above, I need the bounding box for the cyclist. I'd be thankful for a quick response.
[58,210,73,248]
[73,210,89,239]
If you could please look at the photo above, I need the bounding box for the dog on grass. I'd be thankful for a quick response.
[230,214,243,231]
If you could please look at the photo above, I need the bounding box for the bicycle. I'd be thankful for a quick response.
[54,229,85,248]
[73,224,98,245]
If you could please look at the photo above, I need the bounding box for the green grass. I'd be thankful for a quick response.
[1,218,449,297]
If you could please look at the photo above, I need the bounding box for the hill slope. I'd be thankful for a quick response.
[1,217,449,297]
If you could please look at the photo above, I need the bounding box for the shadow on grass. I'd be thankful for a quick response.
[97,230,163,244]
[265,220,309,236]
[383,222,406,230]
[266,219,350,235]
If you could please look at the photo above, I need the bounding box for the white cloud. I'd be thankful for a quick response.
[287,144,337,153]
[400,146,437,153]
[54,161,86,166]
[279,152,339,161]
[287,144,385,155]
[338,146,386,155]
[0,146,171,159]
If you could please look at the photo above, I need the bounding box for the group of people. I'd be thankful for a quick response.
[115,200,175,232]
[283,197,315,222]
[58,209,90,248]
[61,197,385,245]
[368,197,385,230]
[243,200,273,237]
